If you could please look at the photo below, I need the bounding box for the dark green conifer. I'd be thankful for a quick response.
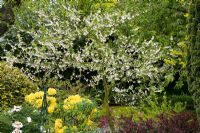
[187,0,200,123]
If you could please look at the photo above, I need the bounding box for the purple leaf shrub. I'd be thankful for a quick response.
[99,111,199,133]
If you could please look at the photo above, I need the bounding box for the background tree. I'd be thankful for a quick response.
[187,0,200,123]
[0,0,21,36]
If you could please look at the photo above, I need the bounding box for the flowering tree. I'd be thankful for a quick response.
[2,0,166,130]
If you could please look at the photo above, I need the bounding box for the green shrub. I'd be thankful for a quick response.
[138,93,186,120]
[0,104,41,132]
[0,62,37,109]
[168,95,194,110]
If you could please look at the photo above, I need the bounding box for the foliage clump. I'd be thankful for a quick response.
[0,62,37,109]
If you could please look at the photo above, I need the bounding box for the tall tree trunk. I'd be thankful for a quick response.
[187,0,200,125]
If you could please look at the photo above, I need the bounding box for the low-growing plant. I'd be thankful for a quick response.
[0,104,41,132]
[100,111,199,133]
[138,92,186,120]
[168,94,194,109]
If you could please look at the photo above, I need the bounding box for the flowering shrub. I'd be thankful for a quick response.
[25,88,57,113]
[62,95,98,132]
[25,89,98,132]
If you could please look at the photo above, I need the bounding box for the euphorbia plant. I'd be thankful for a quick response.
[25,89,98,132]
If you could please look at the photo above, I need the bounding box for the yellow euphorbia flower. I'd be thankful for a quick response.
[34,91,44,98]
[86,119,94,126]
[91,108,97,114]
[64,95,82,104]
[55,119,67,133]
[184,13,189,18]
[48,105,56,113]
[55,128,66,133]
[55,119,63,129]
[63,104,73,110]
[63,95,83,110]
[25,93,35,103]
[48,97,57,104]
[48,88,57,95]
[35,99,43,108]
[170,50,183,56]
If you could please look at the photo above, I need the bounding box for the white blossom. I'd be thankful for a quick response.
[8,106,22,113]
[12,121,23,129]
[12,129,22,133]
[27,117,32,123]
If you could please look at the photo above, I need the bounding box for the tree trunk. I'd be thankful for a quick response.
[187,0,200,124]
[103,76,115,132]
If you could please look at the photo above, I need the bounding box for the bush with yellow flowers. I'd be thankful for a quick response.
[25,88,57,114]
[25,89,98,132]
[62,95,99,132]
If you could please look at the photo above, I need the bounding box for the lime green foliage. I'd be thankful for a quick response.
[0,62,37,109]
[109,93,186,121]
[100,93,186,122]
[111,106,135,117]
[139,93,186,120]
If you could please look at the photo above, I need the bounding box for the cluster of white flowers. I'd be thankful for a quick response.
[7,106,32,132]
[11,118,32,132]
[12,121,23,133]
[8,106,22,113]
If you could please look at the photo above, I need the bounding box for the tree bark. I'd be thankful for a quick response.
[103,76,115,132]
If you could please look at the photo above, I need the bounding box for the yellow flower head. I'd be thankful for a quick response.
[63,104,73,110]
[91,108,97,114]
[55,119,63,129]
[48,105,56,113]
[164,59,176,66]
[55,128,65,133]
[25,93,35,103]
[55,119,67,133]
[34,99,43,108]
[86,119,94,126]
[64,95,82,104]
[63,95,83,110]
[48,97,57,104]
[184,13,189,18]
[48,88,57,95]
[34,91,44,98]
